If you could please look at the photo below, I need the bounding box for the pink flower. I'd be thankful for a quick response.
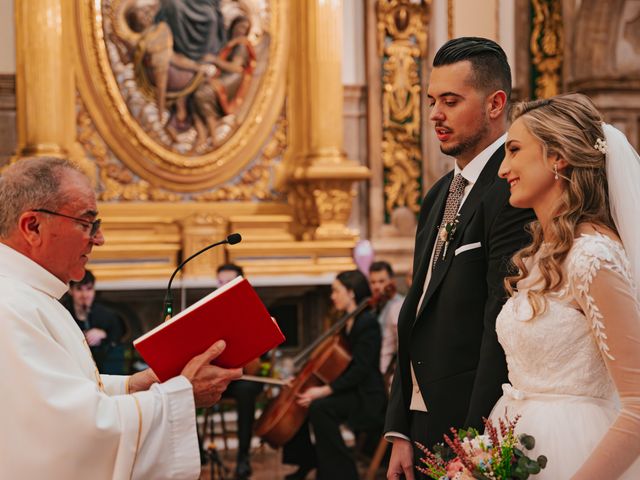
[446,459,465,477]
[446,458,477,480]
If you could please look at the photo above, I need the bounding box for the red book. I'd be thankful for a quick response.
[133,276,285,382]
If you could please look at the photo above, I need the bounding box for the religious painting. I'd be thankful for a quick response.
[74,0,287,191]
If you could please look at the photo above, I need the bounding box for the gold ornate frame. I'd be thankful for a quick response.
[73,0,288,192]
[13,0,368,280]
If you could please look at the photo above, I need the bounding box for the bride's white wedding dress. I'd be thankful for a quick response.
[489,233,640,479]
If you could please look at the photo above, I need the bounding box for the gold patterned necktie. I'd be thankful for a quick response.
[432,173,468,268]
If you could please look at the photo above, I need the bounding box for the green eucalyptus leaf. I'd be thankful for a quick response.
[519,434,535,450]
[512,467,528,480]
[526,463,541,474]
[537,455,548,468]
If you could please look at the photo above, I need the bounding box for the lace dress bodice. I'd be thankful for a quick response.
[495,232,640,479]
[498,293,615,399]
[496,235,625,398]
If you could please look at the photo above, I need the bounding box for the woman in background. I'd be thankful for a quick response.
[282,270,387,480]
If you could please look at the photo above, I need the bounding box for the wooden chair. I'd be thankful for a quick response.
[200,350,279,452]
[363,354,397,480]
[201,398,236,451]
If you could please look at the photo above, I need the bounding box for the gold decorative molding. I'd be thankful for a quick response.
[376,0,430,221]
[88,213,182,281]
[530,0,563,99]
[312,180,359,239]
[13,0,366,280]
[77,93,287,203]
[180,214,227,277]
[193,116,287,202]
[90,202,361,279]
[77,97,180,201]
[287,171,368,241]
[73,0,289,191]
[381,130,421,216]
[376,0,429,56]
[228,239,357,276]
[229,215,294,242]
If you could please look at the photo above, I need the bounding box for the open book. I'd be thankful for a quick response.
[133,276,285,382]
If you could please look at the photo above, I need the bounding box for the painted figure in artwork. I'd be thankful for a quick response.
[110,0,263,153]
[192,14,256,150]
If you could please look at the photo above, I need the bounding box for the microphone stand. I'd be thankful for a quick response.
[163,233,242,321]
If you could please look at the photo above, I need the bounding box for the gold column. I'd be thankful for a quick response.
[14,0,89,173]
[279,0,370,241]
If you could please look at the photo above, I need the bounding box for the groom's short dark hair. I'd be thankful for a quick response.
[433,37,511,100]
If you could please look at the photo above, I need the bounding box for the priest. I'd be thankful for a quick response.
[0,157,242,479]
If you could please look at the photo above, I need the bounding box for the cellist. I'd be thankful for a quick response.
[282,270,387,480]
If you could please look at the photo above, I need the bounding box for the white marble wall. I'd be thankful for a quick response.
[342,0,366,85]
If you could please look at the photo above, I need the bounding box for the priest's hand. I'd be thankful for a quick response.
[128,368,160,393]
[181,340,243,408]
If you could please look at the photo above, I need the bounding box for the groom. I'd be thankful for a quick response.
[385,37,534,478]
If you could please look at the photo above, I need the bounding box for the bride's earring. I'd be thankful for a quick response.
[553,163,559,180]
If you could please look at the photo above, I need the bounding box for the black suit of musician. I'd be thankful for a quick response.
[283,270,387,480]
[384,38,535,479]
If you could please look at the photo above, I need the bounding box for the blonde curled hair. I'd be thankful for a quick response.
[504,93,617,316]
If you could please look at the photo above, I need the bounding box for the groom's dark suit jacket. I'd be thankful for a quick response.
[385,146,534,448]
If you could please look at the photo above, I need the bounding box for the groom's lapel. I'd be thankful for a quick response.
[409,172,451,313]
[413,146,505,325]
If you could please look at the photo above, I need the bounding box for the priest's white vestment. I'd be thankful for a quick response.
[0,242,201,479]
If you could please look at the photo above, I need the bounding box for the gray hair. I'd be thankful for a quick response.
[0,157,82,237]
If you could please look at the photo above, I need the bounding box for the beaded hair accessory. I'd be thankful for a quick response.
[594,138,608,155]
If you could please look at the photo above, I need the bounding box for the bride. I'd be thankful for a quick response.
[490,93,640,479]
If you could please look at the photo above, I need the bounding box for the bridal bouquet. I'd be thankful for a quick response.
[416,415,547,480]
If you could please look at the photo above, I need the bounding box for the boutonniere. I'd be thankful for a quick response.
[438,214,460,259]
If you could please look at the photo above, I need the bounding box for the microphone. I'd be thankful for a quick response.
[163,233,242,320]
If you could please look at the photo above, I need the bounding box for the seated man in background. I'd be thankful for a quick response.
[217,262,245,287]
[369,261,405,376]
[217,263,264,480]
[62,269,127,374]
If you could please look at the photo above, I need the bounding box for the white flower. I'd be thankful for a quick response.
[594,138,608,154]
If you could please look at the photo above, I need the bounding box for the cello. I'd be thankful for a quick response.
[253,298,370,447]
[254,284,396,447]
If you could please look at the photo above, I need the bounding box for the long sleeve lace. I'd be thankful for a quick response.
[569,235,640,479]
